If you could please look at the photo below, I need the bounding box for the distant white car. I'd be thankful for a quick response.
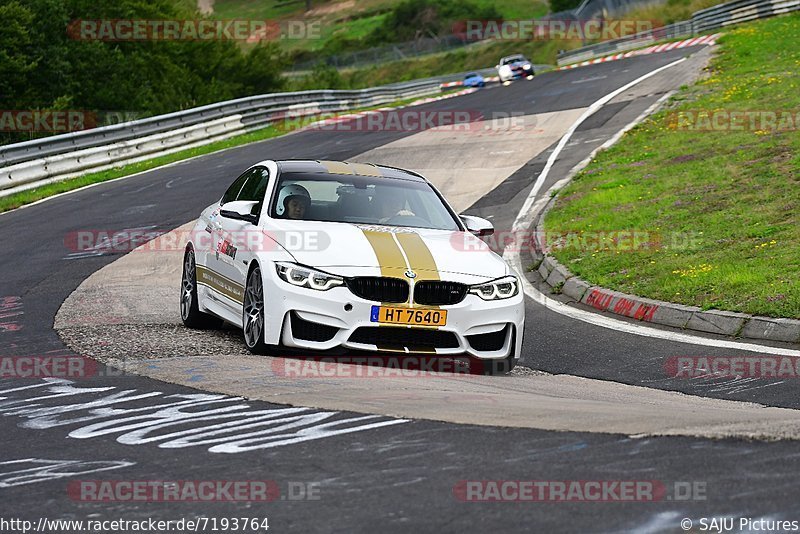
[497,54,535,83]
[181,160,524,374]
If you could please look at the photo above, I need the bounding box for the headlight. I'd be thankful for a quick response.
[468,275,518,300]
[523,63,532,70]
[275,262,344,291]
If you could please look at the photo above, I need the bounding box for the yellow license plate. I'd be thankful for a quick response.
[370,306,447,327]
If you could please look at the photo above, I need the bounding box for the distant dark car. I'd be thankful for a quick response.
[464,72,486,88]
[497,55,535,83]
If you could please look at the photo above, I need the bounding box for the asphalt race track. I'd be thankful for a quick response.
[2,46,799,532]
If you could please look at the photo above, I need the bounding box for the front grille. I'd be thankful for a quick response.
[290,312,339,342]
[466,325,510,352]
[413,281,468,306]
[349,327,460,350]
[346,277,409,303]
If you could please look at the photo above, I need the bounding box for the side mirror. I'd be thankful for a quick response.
[461,215,494,237]
[220,200,259,224]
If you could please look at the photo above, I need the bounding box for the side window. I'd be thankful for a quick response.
[238,167,271,217]
[221,169,254,205]
[238,167,270,203]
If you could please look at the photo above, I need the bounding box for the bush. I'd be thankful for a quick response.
[549,0,583,14]
[0,0,289,144]
[367,0,502,44]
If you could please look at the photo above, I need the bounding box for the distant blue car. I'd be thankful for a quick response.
[463,72,486,88]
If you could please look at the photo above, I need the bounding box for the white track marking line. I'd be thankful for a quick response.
[505,57,800,357]
[511,58,686,231]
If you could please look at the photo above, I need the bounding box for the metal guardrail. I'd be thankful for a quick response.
[0,69,500,195]
[0,81,429,168]
[557,0,800,65]
[693,0,800,31]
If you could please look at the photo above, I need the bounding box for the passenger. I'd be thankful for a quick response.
[276,184,311,220]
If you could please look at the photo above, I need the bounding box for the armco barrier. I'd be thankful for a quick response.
[557,0,800,65]
[3,116,247,192]
[0,70,495,195]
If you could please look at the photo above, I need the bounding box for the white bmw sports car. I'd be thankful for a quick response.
[181,160,524,374]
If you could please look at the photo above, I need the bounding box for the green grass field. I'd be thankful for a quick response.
[544,13,800,319]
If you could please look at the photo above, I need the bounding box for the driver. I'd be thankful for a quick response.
[374,187,414,223]
[276,184,311,220]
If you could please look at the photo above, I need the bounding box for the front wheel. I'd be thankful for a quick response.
[181,247,221,329]
[243,266,271,354]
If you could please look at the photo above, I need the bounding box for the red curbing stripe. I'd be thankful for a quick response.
[558,34,721,71]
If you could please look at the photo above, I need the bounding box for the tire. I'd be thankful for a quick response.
[181,247,222,329]
[242,266,271,354]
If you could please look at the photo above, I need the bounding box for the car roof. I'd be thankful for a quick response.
[501,54,526,61]
[271,160,427,182]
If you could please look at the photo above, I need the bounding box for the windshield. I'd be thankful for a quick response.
[465,73,479,78]
[270,172,461,231]
[502,56,526,65]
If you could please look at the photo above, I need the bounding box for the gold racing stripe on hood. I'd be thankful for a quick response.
[361,230,408,281]
[395,232,440,282]
[361,229,443,346]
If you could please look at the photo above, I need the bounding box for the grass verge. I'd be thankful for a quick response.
[0,91,460,213]
[544,13,800,319]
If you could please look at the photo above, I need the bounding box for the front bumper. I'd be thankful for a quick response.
[500,67,534,82]
[261,264,524,361]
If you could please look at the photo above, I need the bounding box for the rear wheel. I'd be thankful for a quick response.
[181,247,221,329]
[243,266,270,354]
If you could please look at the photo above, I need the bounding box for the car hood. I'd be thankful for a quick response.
[263,220,510,282]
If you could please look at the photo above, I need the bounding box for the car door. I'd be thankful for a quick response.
[211,166,271,314]
[199,168,252,275]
